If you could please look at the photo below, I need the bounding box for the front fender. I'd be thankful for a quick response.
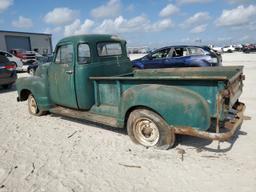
[119,84,211,131]
[16,75,52,111]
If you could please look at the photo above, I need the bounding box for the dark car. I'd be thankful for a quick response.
[243,44,256,53]
[132,45,222,69]
[28,54,53,75]
[0,55,17,89]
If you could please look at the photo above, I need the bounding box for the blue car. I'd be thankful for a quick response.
[132,46,222,69]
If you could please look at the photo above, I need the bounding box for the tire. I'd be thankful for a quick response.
[127,109,175,150]
[28,94,47,116]
[28,68,35,75]
[2,84,12,89]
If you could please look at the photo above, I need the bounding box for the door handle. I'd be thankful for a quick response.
[65,70,73,74]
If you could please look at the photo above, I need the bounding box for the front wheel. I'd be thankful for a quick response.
[28,94,47,116]
[127,109,175,150]
[28,68,35,75]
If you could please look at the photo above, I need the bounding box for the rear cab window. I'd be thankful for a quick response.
[97,42,122,56]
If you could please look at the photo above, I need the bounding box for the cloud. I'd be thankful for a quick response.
[94,16,173,34]
[64,19,94,36]
[12,16,33,28]
[91,0,121,19]
[159,4,179,17]
[190,24,207,33]
[216,5,256,27]
[44,26,62,34]
[94,16,148,33]
[181,12,210,28]
[0,0,13,12]
[44,7,78,25]
[177,0,211,5]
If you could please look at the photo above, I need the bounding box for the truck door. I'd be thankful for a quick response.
[48,43,77,108]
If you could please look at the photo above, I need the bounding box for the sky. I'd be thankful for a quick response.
[0,0,256,47]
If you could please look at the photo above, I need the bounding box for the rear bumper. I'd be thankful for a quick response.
[174,102,245,141]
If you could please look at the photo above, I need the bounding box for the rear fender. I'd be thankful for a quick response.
[118,84,211,131]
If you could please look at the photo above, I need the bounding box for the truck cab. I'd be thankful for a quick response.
[16,34,245,150]
[47,34,131,109]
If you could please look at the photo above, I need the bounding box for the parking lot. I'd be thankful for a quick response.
[0,52,255,192]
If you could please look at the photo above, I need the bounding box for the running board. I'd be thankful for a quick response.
[50,106,118,128]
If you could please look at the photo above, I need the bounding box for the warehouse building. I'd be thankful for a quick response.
[0,30,52,55]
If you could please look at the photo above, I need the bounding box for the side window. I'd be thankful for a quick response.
[188,47,205,56]
[152,49,170,59]
[173,48,184,57]
[97,42,122,56]
[54,44,73,64]
[78,43,90,64]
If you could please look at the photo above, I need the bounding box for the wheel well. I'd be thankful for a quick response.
[20,89,31,101]
[124,105,163,128]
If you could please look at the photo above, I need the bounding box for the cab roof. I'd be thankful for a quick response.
[58,34,126,44]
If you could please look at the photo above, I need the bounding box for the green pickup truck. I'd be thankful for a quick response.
[16,34,245,149]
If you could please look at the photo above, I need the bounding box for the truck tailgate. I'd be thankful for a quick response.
[226,68,244,108]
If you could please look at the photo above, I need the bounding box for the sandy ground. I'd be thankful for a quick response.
[0,52,255,192]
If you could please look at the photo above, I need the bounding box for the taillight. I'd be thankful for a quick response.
[5,65,16,71]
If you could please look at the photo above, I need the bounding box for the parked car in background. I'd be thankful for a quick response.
[132,45,222,69]
[234,44,243,52]
[28,54,53,75]
[10,49,36,64]
[31,51,44,60]
[243,44,256,53]
[0,55,17,89]
[0,50,23,71]
[209,45,223,53]
[222,45,236,53]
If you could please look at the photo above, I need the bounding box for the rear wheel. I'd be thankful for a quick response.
[28,94,47,116]
[127,109,175,150]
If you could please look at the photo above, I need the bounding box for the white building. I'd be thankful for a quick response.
[0,30,52,55]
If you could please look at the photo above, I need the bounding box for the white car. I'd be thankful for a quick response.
[222,45,236,53]
[211,46,222,53]
[0,50,24,71]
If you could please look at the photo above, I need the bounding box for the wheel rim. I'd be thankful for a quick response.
[29,96,37,114]
[29,69,34,74]
[133,118,160,147]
